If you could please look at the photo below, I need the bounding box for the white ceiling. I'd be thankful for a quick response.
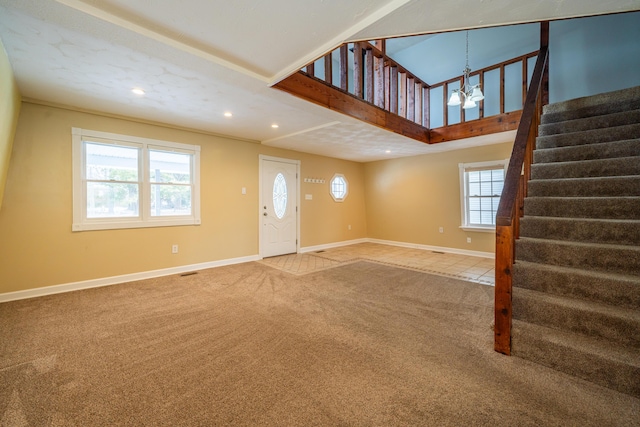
[1,0,638,162]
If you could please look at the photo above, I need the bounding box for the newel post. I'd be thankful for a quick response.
[494,224,514,355]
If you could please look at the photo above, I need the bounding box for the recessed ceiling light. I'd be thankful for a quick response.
[271,124,279,129]
[385,150,391,154]
[131,88,145,95]
[224,112,233,117]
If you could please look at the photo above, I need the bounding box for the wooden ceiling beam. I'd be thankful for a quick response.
[429,110,522,144]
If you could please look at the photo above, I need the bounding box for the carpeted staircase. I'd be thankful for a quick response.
[510,86,640,397]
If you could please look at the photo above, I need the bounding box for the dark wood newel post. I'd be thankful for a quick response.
[540,21,549,106]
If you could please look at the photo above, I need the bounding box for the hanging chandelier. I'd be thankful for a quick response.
[447,31,484,109]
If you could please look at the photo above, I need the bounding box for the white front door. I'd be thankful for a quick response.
[260,157,298,258]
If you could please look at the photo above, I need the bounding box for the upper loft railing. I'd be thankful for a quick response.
[306,41,432,128]
[429,51,538,128]
[494,22,549,355]
[275,36,540,144]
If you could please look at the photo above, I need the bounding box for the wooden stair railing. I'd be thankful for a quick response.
[275,35,542,145]
[494,22,549,355]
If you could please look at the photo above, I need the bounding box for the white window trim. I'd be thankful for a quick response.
[458,159,509,232]
[329,173,348,202]
[72,128,200,232]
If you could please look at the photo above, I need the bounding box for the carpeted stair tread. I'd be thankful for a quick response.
[512,288,640,348]
[511,320,640,398]
[513,261,640,310]
[530,156,640,180]
[542,86,640,117]
[542,97,640,125]
[516,237,640,275]
[527,175,640,197]
[519,216,640,246]
[523,196,640,219]
[534,138,640,164]
[513,319,640,368]
[536,123,640,150]
[539,109,640,136]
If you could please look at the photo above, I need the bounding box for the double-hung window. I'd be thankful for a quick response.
[72,128,200,231]
[459,159,508,232]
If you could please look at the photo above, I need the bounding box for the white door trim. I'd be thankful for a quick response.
[259,155,300,259]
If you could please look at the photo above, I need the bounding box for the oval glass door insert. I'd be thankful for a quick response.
[273,172,287,219]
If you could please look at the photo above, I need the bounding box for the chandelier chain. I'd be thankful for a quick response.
[466,30,469,68]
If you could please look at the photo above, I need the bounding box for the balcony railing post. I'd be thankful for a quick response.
[324,53,333,85]
[478,72,485,119]
[390,66,398,114]
[499,64,505,114]
[339,45,348,91]
[407,77,415,121]
[414,82,422,126]
[354,43,363,99]
[365,48,374,102]
[399,72,407,118]
[443,82,449,126]
[374,56,385,108]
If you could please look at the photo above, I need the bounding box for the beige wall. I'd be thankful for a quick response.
[0,40,21,210]
[0,99,513,296]
[364,142,514,254]
[0,102,367,293]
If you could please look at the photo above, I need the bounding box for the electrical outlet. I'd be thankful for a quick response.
[439,227,444,233]
[466,237,471,243]
[172,244,178,254]
[348,224,352,230]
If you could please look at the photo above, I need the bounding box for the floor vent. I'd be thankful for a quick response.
[180,272,198,277]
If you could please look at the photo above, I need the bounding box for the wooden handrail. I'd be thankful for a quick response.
[494,21,549,355]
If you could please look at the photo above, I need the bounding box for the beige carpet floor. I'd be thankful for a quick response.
[0,261,638,426]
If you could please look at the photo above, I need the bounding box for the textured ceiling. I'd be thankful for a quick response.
[1,0,639,162]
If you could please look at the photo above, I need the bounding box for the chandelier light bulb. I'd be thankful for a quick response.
[463,98,477,109]
[447,91,462,106]
[470,86,484,102]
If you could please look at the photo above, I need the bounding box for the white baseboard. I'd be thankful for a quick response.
[299,238,369,253]
[0,254,260,303]
[1,239,493,303]
[367,238,495,259]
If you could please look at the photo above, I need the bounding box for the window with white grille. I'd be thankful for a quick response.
[72,128,200,231]
[459,160,508,232]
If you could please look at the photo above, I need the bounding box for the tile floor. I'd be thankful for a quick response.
[258,242,495,286]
